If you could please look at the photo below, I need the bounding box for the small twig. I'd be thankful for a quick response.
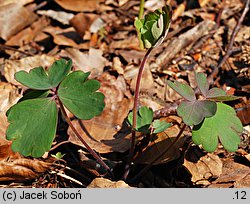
[123,47,153,180]
[130,124,187,182]
[208,0,249,83]
[57,98,113,177]
[0,45,34,56]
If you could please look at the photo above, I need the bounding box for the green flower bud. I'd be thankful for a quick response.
[135,5,172,49]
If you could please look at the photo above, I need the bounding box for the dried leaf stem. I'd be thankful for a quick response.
[57,98,113,177]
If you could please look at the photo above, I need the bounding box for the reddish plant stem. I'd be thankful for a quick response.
[57,98,113,177]
[123,47,153,180]
[130,124,187,182]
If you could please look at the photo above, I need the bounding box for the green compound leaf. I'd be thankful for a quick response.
[135,5,172,49]
[58,71,105,120]
[152,119,172,134]
[192,103,243,152]
[167,80,196,101]
[195,72,209,96]
[177,100,217,126]
[15,59,72,90]
[6,98,58,157]
[128,106,154,133]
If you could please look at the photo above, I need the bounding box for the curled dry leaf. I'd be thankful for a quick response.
[0,3,37,40]
[87,178,132,188]
[209,159,250,188]
[4,55,56,86]
[0,159,52,181]
[54,0,103,12]
[184,147,223,185]
[68,73,133,153]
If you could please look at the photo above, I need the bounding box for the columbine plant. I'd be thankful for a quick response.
[168,72,243,152]
[127,5,172,163]
[6,59,112,174]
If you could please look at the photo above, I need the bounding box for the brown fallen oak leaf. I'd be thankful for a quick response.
[87,178,132,188]
[184,146,223,186]
[0,2,37,40]
[68,73,133,153]
[0,159,52,182]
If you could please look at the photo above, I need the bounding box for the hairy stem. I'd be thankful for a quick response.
[123,47,153,180]
[138,0,145,19]
[131,124,187,182]
[58,98,113,177]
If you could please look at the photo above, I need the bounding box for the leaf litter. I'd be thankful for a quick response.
[0,0,249,188]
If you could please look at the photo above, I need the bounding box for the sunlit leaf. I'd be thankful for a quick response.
[167,80,196,101]
[195,72,209,96]
[58,71,105,120]
[128,106,154,133]
[192,103,243,152]
[6,98,58,157]
[152,119,172,134]
[14,59,72,90]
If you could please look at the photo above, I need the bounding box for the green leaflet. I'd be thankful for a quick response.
[15,59,72,90]
[58,71,105,120]
[192,103,243,152]
[6,98,58,157]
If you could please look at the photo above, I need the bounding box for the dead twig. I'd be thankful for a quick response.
[208,0,250,84]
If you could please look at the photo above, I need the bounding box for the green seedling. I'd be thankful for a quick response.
[6,59,112,174]
[168,72,243,152]
[127,106,171,134]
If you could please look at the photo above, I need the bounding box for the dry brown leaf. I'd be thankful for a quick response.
[68,73,133,153]
[0,159,52,181]
[135,119,187,165]
[3,55,56,86]
[54,0,103,12]
[0,0,34,6]
[184,147,223,185]
[0,3,37,40]
[64,48,107,78]
[210,159,250,187]
[6,16,50,46]
[130,66,155,92]
[198,0,211,7]
[87,178,132,188]
[172,2,186,21]
[70,13,98,36]
[37,10,74,25]
[110,36,140,50]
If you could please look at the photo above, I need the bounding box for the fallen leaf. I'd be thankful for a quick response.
[5,16,50,46]
[68,73,133,153]
[64,48,107,78]
[135,121,187,165]
[0,0,34,7]
[87,177,132,188]
[4,55,56,86]
[209,159,250,188]
[0,3,37,40]
[70,13,98,36]
[54,0,103,12]
[184,147,223,185]
[37,10,74,25]
[0,159,52,181]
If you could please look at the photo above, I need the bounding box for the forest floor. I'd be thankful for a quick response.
[0,0,249,188]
